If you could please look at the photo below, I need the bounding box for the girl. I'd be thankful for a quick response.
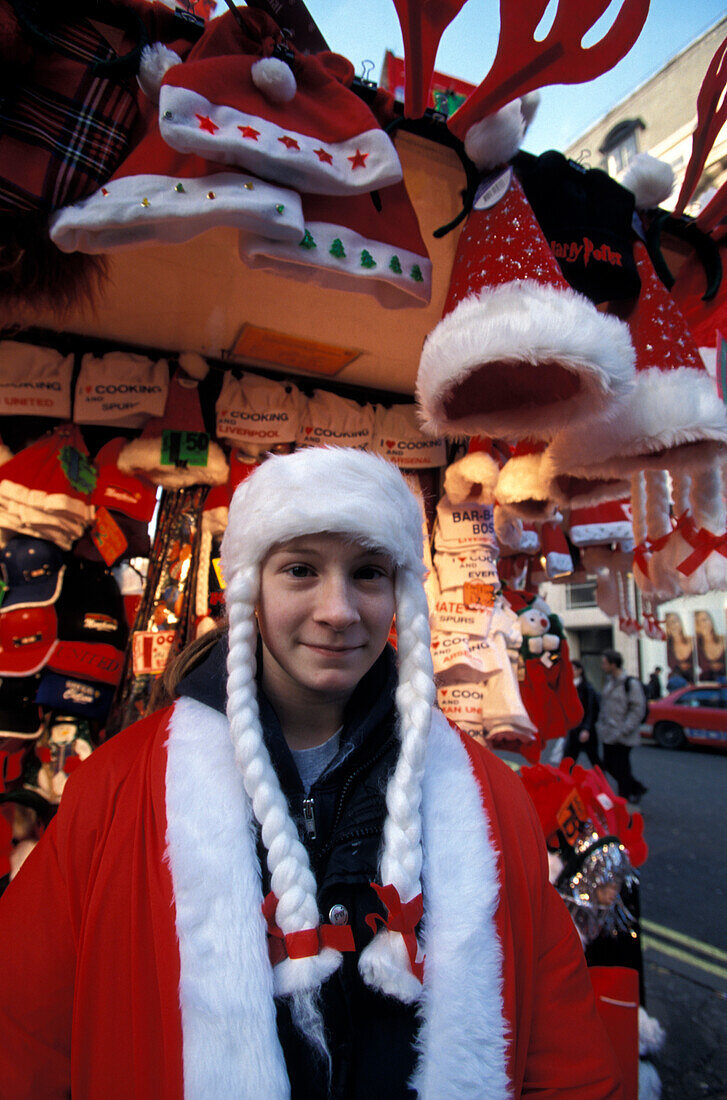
[0,447,622,1098]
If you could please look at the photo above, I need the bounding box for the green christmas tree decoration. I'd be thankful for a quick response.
[360,249,376,269]
[389,255,403,274]
[410,264,423,282]
[300,230,317,250]
[330,238,346,259]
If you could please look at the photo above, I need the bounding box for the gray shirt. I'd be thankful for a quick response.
[596,672,643,746]
[291,729,342,794]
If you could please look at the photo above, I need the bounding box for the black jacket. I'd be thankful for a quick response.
[177,639,418,1098]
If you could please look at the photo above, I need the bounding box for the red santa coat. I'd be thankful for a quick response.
[0,697,623,1098]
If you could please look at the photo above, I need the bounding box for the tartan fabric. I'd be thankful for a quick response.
[0,16,139,213]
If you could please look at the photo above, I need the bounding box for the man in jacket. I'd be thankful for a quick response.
[596,649,648,806]
[562,659,602,767]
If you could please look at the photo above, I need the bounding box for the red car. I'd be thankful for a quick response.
[643,683,727,750]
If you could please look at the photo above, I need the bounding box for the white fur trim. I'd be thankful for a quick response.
[412,713,510,1097]
[49,172,304,254]
[520,92,540,131]
[621,154,674,210]
[239,219,431,309]
[251,57,297,104]
[159,86,403,197]
[638,1006,666,1056]
[118,436,229,488]
[569,519,632,546]
[444,452,500,505]
[138,43,182,102]
[639,1058,662,1100]
[496,453,555,521]
[545,551,573,578]
[165,697,290,1100]
[546,368,727,481]
[221,449,426,582]
[164,701,509,1097]
[416,280,636,441]
[463,100,524,171]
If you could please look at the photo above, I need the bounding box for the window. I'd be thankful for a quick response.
[600,119,645,178]
[676,688,723,709]
[566,581,597,609]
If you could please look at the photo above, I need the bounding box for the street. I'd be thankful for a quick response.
[631,739,727,1100]
[496,737,727,1099]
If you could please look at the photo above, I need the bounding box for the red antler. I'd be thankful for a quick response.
[448,0,649,140]
[674,33,727,217]
[392,0,468,118]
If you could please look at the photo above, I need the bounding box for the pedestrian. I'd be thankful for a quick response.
[646,666,662,700]
[562,659,602,767]
[597,649,649,808]
[666,668,688,692]
[0,448,623,1098]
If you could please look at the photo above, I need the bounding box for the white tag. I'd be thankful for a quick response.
[132,630,176,675]
[473,168,512,211]
[435,499,497,550]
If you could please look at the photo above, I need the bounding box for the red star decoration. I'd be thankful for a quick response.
[313,147,333,164]
[238,125,260,140]
[278,135,300,151]
[196,114,219,134]
[348,148,368,169]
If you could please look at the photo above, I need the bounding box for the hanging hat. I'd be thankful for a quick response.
[239,179,431,308]
[546,241,727,486]
[46,557,128,687]
[0,675,44,747]
[158,10,402,197]
[495,440,556,522]
[0,537,65,610]
[0,425,96,549]
[119,372,228,489]
[567,499,633,549]
[216,372,301,455]
[73,354,169,428]
[443,442,500,505]
[373,404,446,469]
[0,342,74,420]
[50,113,305,254]
[220,448,433,1004]
[416,170,636,441]
[35,670,114,720]
[538,522,573,581]
[73,438,158,566]
[0,605,58,677]
[296,390,375,450]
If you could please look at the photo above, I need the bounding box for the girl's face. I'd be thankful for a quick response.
[257,533,396,711]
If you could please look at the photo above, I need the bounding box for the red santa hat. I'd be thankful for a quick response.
[567,498,633,549]
[49,113,305,254]
[546,241,727,485]
[239,180,431,309]
[158,10,402,197]
[416,171,636,441]
[0,425,95,549]
[118,372,228,489]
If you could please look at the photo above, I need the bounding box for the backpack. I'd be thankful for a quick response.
[625,676,650,724]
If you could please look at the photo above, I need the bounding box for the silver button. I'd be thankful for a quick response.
[328,903,349,925]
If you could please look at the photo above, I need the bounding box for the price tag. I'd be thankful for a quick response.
[556,789,587,846]
[212,557,226,590]
[132,630,176,675]
[161,430,210,467]
[90,506,129,566]
[462,581,496,608]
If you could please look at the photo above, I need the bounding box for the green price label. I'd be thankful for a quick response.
[161,431,210,467]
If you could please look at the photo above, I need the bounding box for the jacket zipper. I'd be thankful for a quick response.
[302,797,317,841]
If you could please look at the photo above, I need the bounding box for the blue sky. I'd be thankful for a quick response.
[229,0,726,154]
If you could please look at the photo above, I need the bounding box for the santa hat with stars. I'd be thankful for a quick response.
[416,156,636,442]
[239,179,431,308]
[49,112,304,255]
[545,240,727,487]
[157,8,402,198]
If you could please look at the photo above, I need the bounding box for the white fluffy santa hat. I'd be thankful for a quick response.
[220,447,434,1005]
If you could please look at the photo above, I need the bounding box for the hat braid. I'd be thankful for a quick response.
[225,567,341,997]
[359,568,434,1003]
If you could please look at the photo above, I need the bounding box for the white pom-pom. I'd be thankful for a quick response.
[251,57,297,104]
[520,91,541,131]
[622,153,674,209]
[358,930,423,1004]
[638,1006,666,1056]
[178,350,209,380]
[464,99,525,171]
[138,43,182,103]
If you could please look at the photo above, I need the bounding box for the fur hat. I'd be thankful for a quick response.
[220,447,434,1004]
